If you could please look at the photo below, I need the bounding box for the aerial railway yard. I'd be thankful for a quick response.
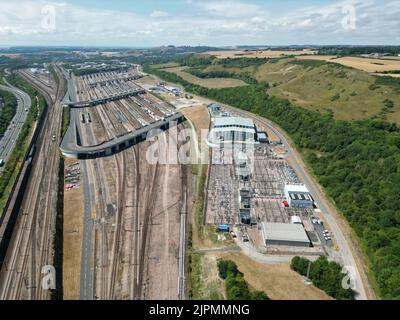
[62,68,190,300]
[0,64,66,299]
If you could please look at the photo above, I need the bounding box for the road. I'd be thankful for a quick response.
[221,104,369,300]
[80,160,94,300]
[62,68,95,300]
[0,79,31,164]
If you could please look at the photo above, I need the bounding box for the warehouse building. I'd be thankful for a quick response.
[284,184,314,208]
[261,222,311,247]
[208,117,256,145]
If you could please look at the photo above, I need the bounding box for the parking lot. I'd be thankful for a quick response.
[65,162,81,191]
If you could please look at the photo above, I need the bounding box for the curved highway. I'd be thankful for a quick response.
[0,79,31,165]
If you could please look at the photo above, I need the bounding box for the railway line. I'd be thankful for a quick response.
[0,64,66,299]
[64,69,188,300]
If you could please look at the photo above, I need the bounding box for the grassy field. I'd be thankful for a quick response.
[161,66,248,89]
[296,55,400,73]
[196,57,400,123]
[198,57,400,124]
[221,253,332,300]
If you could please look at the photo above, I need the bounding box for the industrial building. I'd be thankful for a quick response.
[261,222,311,247]
[208,103,221,113]
[235,152,251,181]
[239,189,251,209]
[239,209,251,225]
[257,132,269,143]
[284,184,314,208]
[208,117,256,145]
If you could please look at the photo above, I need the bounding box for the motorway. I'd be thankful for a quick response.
[220,103,370,300]
[0,79,31,164]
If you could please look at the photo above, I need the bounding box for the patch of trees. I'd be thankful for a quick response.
[178,55,215,67]
[318,46,400,56]
[288,59,327,68]
[179,54,268,69]
[217,260,269,300]
[147,63,400,299]
[186,68,257,84]
[374,76,400,93]
[0,74,46,210]
[0,89,17,134]
[214,57,268,68]
[381,70,400,75]
[291,256,354,300]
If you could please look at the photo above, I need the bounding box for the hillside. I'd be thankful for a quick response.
[197,57,400,124]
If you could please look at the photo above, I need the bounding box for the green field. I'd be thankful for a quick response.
[198,57,400,124]
[156,66,248,89]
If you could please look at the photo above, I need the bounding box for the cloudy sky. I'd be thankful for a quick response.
[0,0,399,47]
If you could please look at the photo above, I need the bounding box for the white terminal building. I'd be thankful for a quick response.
[284,184,314,208]
[208,117,256,145]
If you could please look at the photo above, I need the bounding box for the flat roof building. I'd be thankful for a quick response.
[284,184,314,208]
[257,132,269,143]
[208,116,256,145]
[261,222,311,247]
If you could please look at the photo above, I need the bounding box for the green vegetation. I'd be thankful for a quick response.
[186,68,257,84]
[0,74,46,215]
[188,252,223,300]
[331,93,340,101]
[318,46,400,56]
[0,89,17,134]
[147,63,400,299]
[52,155,64,300]
[217,260,269,300]
[291,256,354,300]
[374,76,400,93]
[381,70,400,75]
[61,107,70,137]
[288,59,327,68]
[193,164,208,240]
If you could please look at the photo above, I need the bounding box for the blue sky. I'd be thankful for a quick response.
[0,0,399,46]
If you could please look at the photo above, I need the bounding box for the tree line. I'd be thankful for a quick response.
[291,256,354,300]
[0,89,17,135]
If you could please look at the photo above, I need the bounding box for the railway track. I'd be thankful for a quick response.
[0,64,65,299]
[72,70,188,300]
[108,151,126,299]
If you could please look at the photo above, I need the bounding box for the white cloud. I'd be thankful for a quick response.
[196,0,264,18]
[0,0,397,46]
[150,10,169,18]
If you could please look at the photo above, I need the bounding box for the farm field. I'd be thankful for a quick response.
[193,57,400,123]
[296,55,400,73]
[162,66,248,89]
[205,49,317,59]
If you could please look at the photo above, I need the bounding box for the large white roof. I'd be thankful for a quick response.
[262,222,310,243]
[285,184,309,193]
[214,117,254,129]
